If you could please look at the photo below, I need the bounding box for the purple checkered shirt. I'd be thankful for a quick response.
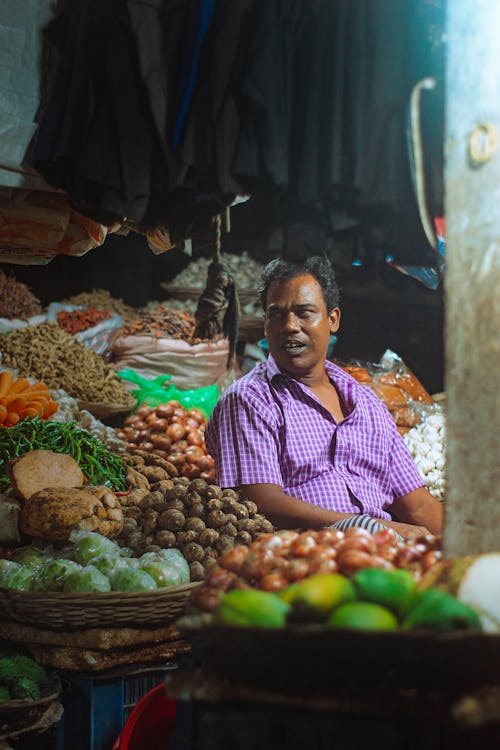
[205,355,424,520]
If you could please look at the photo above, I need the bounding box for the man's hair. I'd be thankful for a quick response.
[258,256,340,312]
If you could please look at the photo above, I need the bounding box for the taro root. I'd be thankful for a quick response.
[150,480,175,494]
[189,561,206,582]
[124,506,142,521]
[215,535,234,555]
[206,498,222,512]
[241,500,258,516]
[182,542,205,563]
[183,490,203,507]
[154,529,177,548]
[188,504,206,519]
[198,528,219,546]
[205,485,223,500]
[235,530,252,546]
[175,530,198,546]
[185,517,206,534]
[158,508,185,531]
[219,522,237,538]
[188,478,208,495]
[139,491,164,510]
[122,518,138,534]
[165,498,185,512]
[165,486,188,503]
[142,509,159,534]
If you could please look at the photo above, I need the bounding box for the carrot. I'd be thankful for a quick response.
[19,407,40,420]
[8,378,30,396]
[0,371,14,399]
[21,385,50,399]
[5,411,20,426]
[43,400,59,418]
[6,397,28,414]
[24,400,46,417]
[0,404,7,423]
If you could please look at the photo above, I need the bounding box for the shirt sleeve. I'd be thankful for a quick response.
[385,413,426,503]
[205,388,283,489]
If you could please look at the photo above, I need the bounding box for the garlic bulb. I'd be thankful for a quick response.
[404,409,446,500]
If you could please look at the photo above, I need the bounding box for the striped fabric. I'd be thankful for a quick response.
[205,355,425,521]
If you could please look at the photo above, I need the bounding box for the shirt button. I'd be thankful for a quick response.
[338,462,344,469]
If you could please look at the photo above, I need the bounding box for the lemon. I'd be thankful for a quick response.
[328,601,399,631]
[352,567,418,617]
[288,573,357,622]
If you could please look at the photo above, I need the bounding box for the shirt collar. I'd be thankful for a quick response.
[265,353,352,386]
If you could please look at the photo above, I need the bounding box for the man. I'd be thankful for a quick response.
[205,256,443,540]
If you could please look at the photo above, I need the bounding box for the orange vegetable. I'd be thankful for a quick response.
[0,404,7,423]
[8,378,30,396]
[44,400,58,417]
[0,371,14,399]
[5,412,20,426]
[18,407,40,419]
[6,397,27,414]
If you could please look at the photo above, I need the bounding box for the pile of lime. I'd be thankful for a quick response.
[214,569,481,633]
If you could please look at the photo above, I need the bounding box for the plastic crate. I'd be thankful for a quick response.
[57,663,178,750]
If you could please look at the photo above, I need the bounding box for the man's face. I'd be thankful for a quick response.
[264,273,340,376]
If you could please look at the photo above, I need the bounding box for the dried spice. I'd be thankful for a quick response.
[0,271,42,320]
[56,308,111,334]
[0,322,135,406]
[121,306,207,342]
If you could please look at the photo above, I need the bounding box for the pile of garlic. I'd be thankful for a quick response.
[49,388,126,453]
[403,410,446,500]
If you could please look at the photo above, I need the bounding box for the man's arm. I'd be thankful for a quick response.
[389,486,443,536]
[238,483,370,530]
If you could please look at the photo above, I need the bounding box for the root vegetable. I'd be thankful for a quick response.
[188,478,208,494]
[198,528,219,546]
[235,530,252,546]
[185,517,206,533]
[189,561,206,582]
[154,529,177,548]
[219,522,237,538]
[123,488,149,506]
[158,508,185,531]
[188,504,206,519]
[142,510,159,534]
[215,535,234,555]
[8,449,85,501]
[205,485,223,500]
[182,542,205,563]
[176,530,198,546]
[183,490,203,507]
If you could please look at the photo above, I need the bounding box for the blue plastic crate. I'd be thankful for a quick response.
[57,663,178,750]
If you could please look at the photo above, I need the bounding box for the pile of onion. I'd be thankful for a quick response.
[117,401,216,483]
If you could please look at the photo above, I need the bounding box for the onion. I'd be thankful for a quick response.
[186,445,204,465]
[155,403,175,419]
[132,420,147,432]
[187,430,204,446]
[151,434,172,451]
[136,404,154,419]
[148,418,169,433]
[140,441,155,452]
[187,408,205,423]
[167,422,186,441]
[197,454,214,472]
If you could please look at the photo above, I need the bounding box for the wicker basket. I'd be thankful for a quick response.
[77,397,135,419]
[0,582,200,631]
[0,674,61,738]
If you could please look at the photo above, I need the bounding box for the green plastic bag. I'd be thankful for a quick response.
[116,369,219,417]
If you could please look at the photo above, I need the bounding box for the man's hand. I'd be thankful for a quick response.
[376,518,430,541]
[390,487,443,536]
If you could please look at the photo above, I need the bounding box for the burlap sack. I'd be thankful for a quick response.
[112,335,231,391]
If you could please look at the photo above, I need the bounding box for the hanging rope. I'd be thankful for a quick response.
[194,210,240,368]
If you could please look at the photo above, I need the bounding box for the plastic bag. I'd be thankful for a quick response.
[116,368,219,417]
[338,349,437,434]
[46,302,123,356]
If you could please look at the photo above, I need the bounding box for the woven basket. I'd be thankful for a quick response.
[0,674,61,738]
[0,582,200,631]
[77,397,135,419]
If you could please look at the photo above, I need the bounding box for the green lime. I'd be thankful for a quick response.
[288,573,357,622]
[352,567,418,617]
[328,601,399,631]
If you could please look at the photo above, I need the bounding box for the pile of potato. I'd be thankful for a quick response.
[120,450,274,580]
